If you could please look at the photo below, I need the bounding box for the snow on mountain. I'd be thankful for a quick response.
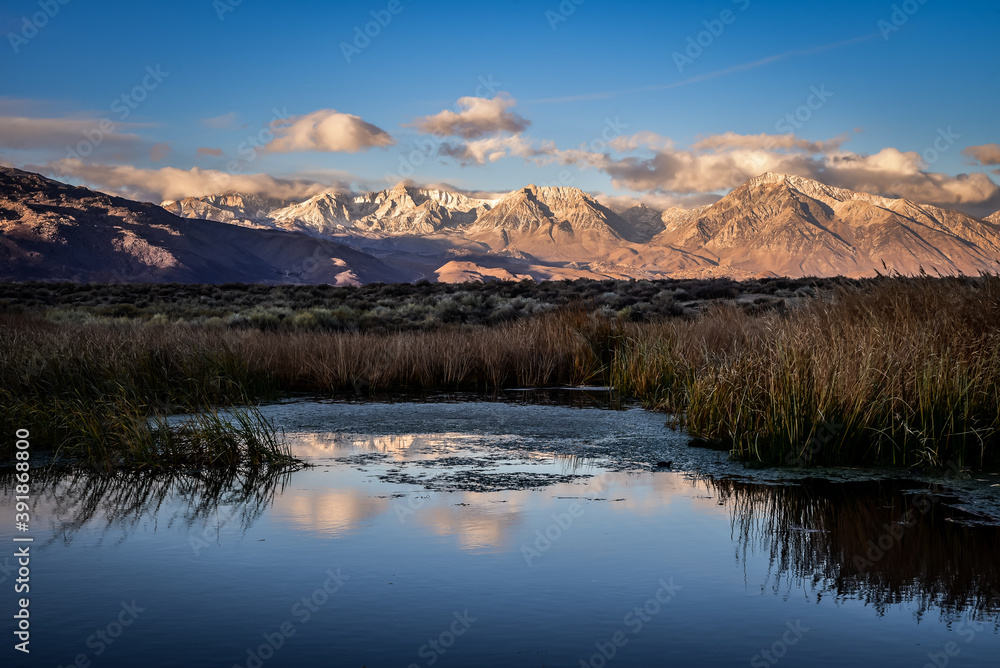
[253,183,498,236]
[0,168,412,284]
[43,170,1000,282]
[161,193,293,228]
[651,172,1000,277]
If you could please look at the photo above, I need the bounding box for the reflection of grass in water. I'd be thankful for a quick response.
[706,476,1000,621]
[1,465,294,544]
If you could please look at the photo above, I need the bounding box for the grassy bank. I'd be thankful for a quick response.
[2,275,998,469]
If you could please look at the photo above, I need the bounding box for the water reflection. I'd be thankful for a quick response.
[286,431,512,461]
[2,466,292,544]
[7,452,999,623]
[708,477,1000,620]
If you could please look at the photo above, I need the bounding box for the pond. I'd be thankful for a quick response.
[3,394,999,667]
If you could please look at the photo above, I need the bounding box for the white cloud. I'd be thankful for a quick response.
[525,131,1000,213]
[409,94,530,139]
[267,109,394,153]
[439,135,537,165]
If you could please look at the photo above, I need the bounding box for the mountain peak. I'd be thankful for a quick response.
[745,172,820,189]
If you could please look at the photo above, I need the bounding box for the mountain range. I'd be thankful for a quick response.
[0,168,407,284]
[2,166,999,284]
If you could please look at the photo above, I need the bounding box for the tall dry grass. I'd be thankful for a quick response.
[612,275,1000,467]
[2,275,999,468]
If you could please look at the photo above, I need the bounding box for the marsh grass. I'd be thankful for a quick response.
[614,275,1000,467]
[2,275,999,469]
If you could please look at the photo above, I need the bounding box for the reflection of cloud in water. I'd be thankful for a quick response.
[272,487,390,538]
[416,494,525,552]
[266,462,724,552]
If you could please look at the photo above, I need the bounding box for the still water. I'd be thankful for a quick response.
[3,395,999,667]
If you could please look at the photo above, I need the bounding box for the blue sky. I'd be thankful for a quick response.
[1,0,998,214]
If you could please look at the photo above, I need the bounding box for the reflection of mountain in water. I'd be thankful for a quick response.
[707,477,1000,621]
[288,432,478,460]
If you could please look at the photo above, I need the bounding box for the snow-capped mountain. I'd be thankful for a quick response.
[7,168,998,284]
[0,168,410,285]
[651,172,1000,277]
[212,183,499,236]
[161,193,293,227]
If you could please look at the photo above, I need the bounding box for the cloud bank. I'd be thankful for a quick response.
[409,94,530,139]
[40,159,335,203]
[963,143,1000,166]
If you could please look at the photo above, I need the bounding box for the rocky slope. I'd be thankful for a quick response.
[161,193,293,227]
[463,185,653,263]
[256,183,496,236]
[0,168,411,284]
[5,168,999,283]
[620,203,666,239]
[650,172,1000,277]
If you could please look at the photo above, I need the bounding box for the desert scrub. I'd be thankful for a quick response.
[0,276,828,331]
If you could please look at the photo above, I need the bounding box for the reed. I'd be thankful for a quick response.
[2,275,999,469]
[613,275,1000,467]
